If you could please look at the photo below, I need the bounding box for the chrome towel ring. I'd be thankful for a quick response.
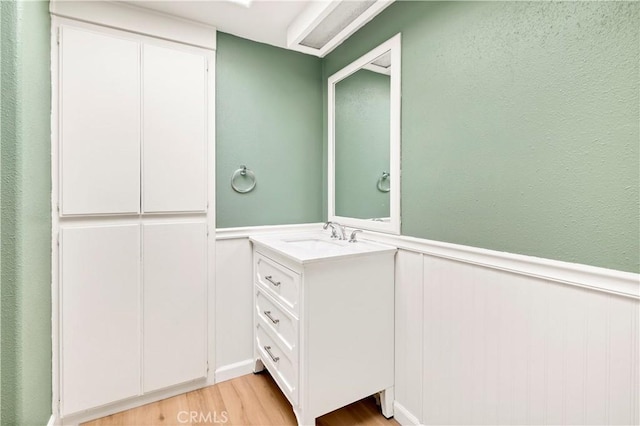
[377,171,390,193]
[231,165,256,193]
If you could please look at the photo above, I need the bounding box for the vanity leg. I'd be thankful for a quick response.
[294,409,315,426]
[253,357,264,373]
[380,386,394,418]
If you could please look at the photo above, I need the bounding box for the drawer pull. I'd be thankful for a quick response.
[264,345,279,363]
[265,275,281,287]
[264,310,280,325]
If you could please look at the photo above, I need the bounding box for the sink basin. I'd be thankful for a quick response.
[250,232,396,264]
[283,238,343,251]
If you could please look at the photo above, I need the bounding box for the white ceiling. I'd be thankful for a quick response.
[125,0,318,50]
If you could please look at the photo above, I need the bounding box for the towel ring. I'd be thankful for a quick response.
[377,171,390,193]
[231,165,256,193]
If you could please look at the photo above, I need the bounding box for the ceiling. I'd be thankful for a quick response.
[125,0,318,50]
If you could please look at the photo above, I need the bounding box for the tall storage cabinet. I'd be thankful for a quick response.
[52,8,216,422]
[142,222,208,393]
[59,27,141,216]
[60,225,141,415]
[142,45,208,213]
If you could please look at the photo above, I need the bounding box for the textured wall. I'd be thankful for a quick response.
[335,69,390,219]
[0,1,52,424]
[323,1,640,273]
[216,33,323,228]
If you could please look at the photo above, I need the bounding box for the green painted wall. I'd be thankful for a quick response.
[216,33,323,228]
[0,1,52,424]
[335,69,390,219]
[323,1,640,273]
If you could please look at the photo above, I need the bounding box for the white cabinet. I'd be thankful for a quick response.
[251,242,395,425]
[60,225,141,416]
[54,17,214,421]
[142,45,207,213]
[59,27,209,216]
[59,26,140,216]
[143,222,208,392]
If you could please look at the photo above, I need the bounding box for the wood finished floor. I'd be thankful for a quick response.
[83,372,400,426]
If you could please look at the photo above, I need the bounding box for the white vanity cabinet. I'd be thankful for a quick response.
[250,235,396,426]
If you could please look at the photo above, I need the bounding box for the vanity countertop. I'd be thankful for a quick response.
[249,232,397,264]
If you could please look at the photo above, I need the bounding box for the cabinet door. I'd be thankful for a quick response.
[143,222,207,392]
[60,27,140,215]
[60,225,140,416]
[142,45,207,213]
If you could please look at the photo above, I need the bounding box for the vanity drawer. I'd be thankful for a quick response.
[255,253,300,313]
[256,322,298,405]
[256,288,298,351]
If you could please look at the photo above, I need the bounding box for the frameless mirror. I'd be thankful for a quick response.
[328,34,401,234]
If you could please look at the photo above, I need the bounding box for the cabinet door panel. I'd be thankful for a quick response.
[60,225,140,416]
[60,27,140,215]
[143,222,207,392]
[142,45,207,213]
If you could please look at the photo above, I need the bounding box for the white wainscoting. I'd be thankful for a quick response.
[376,233,640,426]
[216,225,639,426]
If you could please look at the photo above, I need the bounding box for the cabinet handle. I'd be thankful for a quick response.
[264,345,279,363]
[265,275,281,287]
[264,310,280,325]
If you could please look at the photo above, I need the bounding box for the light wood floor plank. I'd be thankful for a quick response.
[83,372,399,426]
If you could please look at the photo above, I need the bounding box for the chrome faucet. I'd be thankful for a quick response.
[323,221,346,240]
[348,229,363,243]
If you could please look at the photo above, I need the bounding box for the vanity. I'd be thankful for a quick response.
[249,32,403,426]
[250,232,397,425]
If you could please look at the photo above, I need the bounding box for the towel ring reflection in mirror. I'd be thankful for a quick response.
[377,172,390,193]
[231,165,256,193]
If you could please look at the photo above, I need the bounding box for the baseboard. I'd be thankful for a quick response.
[214,359,254,384]
[393,401,422,426]
[47,414,56,426]
[60,379,208,425]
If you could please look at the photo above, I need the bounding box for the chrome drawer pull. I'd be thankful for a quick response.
[265,275,281,287]
[264,310,279,325]
[264,345,279,363]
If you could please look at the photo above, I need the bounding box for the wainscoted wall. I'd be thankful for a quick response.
[214,236,254,380]
[215,225,639,426]
[391,243,639,426]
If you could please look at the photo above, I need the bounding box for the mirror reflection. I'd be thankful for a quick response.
[334,51,391,221]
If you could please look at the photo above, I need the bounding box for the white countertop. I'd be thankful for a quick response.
[249,231,397,264]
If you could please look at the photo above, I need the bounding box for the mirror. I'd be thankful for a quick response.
[328,34,401,234]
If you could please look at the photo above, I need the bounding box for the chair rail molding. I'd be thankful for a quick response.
[361,231,639,299]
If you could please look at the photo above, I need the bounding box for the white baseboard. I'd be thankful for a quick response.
[47,414,56,426]
[214,359,254,384]
[60,379,208,425]
[393,401,422,426]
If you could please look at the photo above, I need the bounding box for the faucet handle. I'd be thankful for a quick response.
[323,221,339,239]
[349,229,363,243]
